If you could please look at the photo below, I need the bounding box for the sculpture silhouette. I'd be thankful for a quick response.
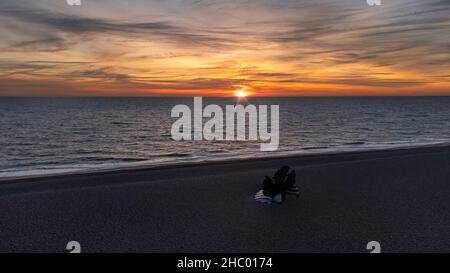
[254,166,299,204]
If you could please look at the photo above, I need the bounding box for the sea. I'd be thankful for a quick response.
[1,97,449,178]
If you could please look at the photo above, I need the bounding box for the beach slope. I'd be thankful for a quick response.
[0,145,449,252]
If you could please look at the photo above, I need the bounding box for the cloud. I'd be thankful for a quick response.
[0,0,448,95]
[70,68,130,82]
[9,36,70,52]
[0,5,236,49]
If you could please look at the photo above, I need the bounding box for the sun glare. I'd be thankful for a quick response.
[236,90,248,98]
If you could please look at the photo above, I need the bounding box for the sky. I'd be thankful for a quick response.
[0,0,449,96]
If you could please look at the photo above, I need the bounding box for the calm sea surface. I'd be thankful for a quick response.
[1,97,450,177]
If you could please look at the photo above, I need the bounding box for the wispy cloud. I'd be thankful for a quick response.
[0,0,449,96]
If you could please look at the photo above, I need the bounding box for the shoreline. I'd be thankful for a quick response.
[1,142,450,183]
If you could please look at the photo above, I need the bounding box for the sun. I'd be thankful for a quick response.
[236,90,248,98]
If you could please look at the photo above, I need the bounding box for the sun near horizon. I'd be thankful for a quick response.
[235,89,248,98]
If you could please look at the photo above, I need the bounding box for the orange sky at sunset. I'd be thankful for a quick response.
[0,0,449,96]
